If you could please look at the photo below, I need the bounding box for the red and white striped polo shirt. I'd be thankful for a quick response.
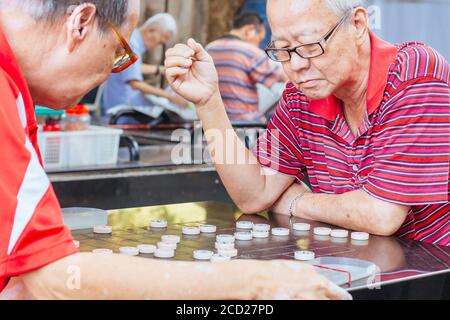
[0,29,78,292]
[255,32,450,246]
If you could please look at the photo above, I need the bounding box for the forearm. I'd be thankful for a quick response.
[130,81,171,99]
[20,253,255,300]
[295,189,408,235]
[197,94,283,211]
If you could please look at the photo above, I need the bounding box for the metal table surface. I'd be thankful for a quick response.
[71,201,450,300]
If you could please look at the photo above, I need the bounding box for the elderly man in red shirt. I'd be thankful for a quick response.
[165,0,450,246]
[0,0,349,300]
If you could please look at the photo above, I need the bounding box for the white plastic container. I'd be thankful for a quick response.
[37,126,123,170]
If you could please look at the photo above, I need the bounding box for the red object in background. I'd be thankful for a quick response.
[65,104,90,115]
[43,118,61,132]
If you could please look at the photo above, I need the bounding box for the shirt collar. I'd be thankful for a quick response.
[308,32,399,122]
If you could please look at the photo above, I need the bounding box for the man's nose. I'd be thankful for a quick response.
[288,52,310,71]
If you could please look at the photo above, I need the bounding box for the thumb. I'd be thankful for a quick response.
[187,38,210,62]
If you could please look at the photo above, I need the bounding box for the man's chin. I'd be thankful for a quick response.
[34,97,82,110]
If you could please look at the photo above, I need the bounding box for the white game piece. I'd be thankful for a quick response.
[182,226,201,235]
[154,249,175,258]
[150,220,168,229]
[253,224,271,232]
[93,225,112,234]
[293,223,311,231]
[331,229,349,238]
[161,235,181,244]
[200,224,217,233]
[73,240,80,248]
[119,247,139,256]
[193,250,214,260]
[216,234,235,243]
[252,230,270,238]
[295,251,315,261]
[137,244,157,254]
[234,231,253,241]
[158,242,177,251]
[210,254,232,262]
[236,221,253,230]
[215,242,235,250]
[271,228,290,236]
[313,227,332,236]
[92,248,113,255]
[218,248,238,258]
[351,232,370,241]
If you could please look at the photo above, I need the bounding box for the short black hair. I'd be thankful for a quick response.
[232,12,264,30]
[18,0,129,32]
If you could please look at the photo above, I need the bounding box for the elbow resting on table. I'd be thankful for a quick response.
[237,198,275,215]
[365,207,407,237]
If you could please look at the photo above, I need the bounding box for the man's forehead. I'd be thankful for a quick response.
[268,0,336,39]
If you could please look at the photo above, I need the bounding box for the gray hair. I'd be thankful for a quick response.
[4,0,129,32]
[142,13,177,39]
[323,0,366,17]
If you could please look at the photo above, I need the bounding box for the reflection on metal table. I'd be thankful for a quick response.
[70,201,450,300]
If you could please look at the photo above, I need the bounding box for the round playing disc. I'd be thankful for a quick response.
[216,234,235,244]
[215,242,235,250]
[73,240,80,248]
[158,242,177,251]
[182,226,201,235]
[295,251,315,261]
[193,250,214,260]
[351,232,370,241]
[137,244,157,254]
[271,228,290,236]
[93,225,112,234]
[234,231,253,241]
[313,227,332,236]
[161,235,181,244]
[218,248,238,257]
[293,223,311,231]
[199,224,217,233]
[331,229,349,238]
[119,247,139,256]
[150,220,168,229]
[154,249,175,258]
[236,221,253,230]
[253,224,270,232]
[252,230,269,238]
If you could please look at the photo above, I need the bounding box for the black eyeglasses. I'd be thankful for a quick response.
[265,10,353,62]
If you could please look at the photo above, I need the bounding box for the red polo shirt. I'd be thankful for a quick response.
[0,29,78,293]
[255,32,450,246]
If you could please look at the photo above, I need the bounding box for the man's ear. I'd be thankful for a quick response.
[352,7,369,46]
[66,3,97,52]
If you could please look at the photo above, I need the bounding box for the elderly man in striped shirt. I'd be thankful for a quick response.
[165,0,450,246]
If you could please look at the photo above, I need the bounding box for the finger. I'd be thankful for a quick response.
[320,279,352,300]
[164,56,193,69]
[187,38,211,62]
[165,44,195,59]
[165,67,189,81]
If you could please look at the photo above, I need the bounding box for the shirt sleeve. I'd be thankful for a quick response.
[253,89,306,181]
[0,71,78,287]
[362,78,450,206]
[250,50,286,89]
